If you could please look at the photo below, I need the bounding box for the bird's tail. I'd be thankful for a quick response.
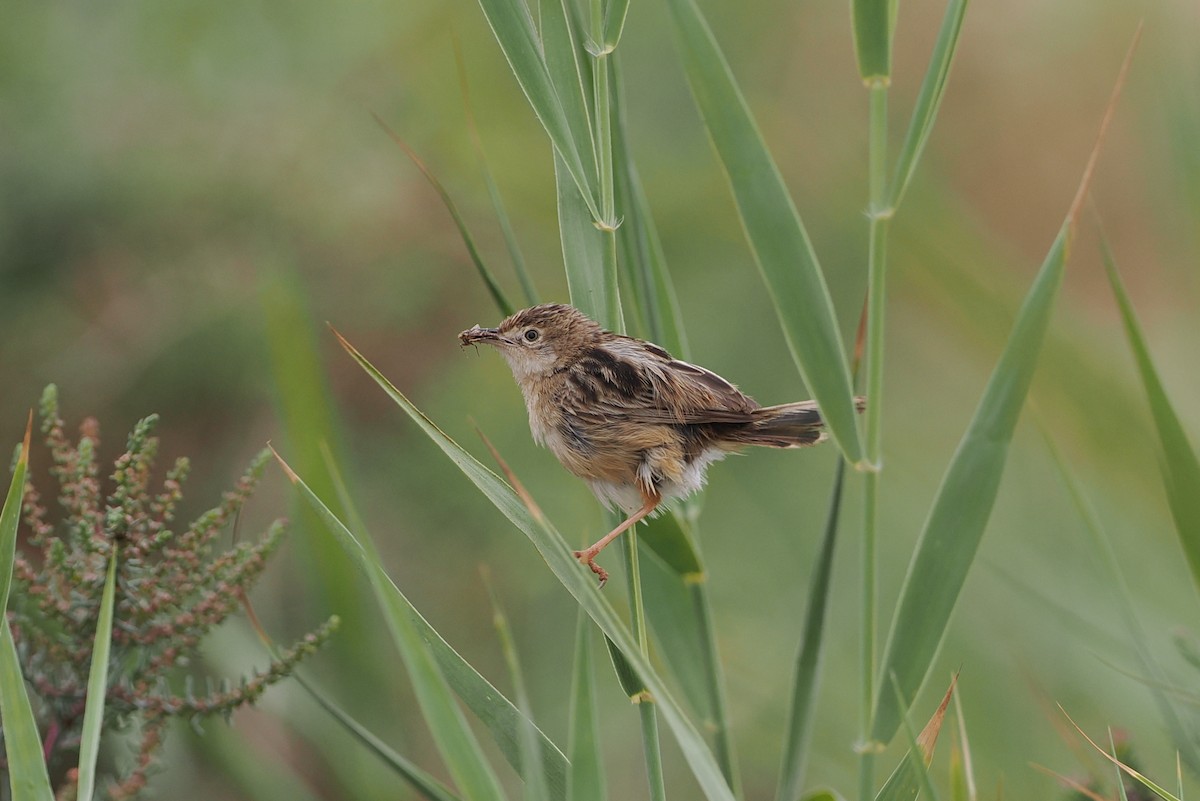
[733,397,865,449]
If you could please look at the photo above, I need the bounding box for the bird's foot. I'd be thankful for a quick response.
[573,548,608,588]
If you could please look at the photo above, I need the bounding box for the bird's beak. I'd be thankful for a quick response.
[459,325,505,347]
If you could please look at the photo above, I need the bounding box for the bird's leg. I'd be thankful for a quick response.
[574,489,660,588]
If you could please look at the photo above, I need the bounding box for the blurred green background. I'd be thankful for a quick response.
[3,0,1198,797]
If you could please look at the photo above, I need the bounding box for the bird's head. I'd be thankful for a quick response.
[459,303,603,383]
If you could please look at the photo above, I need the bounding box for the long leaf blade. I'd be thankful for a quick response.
[869,32,1134,743]
[0,418,53,801]
[888,0,970,210]
[1100,235,1200,592]
[275,453,509,801]
[318,444,570,797]
[374,114,515,317]
[297,672,463,801]
[665,0,863,464]
[76,550,118,801]
[870,222,1066,744]
[333,330,738,801]
[776,459,847,801]
[0,415,31,612]
[567,613,605,801]
[0,622,54,801]
[476,0,601,221]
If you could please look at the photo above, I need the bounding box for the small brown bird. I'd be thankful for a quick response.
[461,303,848,586]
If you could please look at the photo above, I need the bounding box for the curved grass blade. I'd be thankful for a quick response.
[950,692,977,801]
[776,459,847,801]
[637,529,738,789]
[851,0,895,83]
[374,114,514,317]
[0,623,57,801]
[869,222,1065,744]
[567,613,606,801]
[274,452,508,801]
[1099,232,1200,594]
[0,417,53,801]
[665,0,863,464]
[477,0,601,221]
[869,34,1135,744]
[483,576,549,801]
[1062,707,1182,801]
[455,38,541,306]
[887,0,970,211]
[297,672,462,801]
[76,549,118,801]
[0,414,31,611]
[333,330,737,801]
[300,444,568,800]
[238,576,462,801]
[541,0,598,182]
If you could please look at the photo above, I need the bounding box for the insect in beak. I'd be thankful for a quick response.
[459,326,503,350]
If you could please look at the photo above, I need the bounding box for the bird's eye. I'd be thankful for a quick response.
[523,329,540,342]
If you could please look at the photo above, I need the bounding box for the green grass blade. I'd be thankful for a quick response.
[801,793,848,801]
[1099,234,1200,593]
[611,54,689,358]
[541,0,599,184]
[374,114,515,317]
[950,692,977,801]
[0,418,53,801]
[296,443,570,800]
[870,221,1067,745]
[665,0,863,464]
[776,459,847,801]
[295,673,463,801]
[334,331,737,801]
[637,528,738,790]
[0,415,31,612]
[887,0,970,210]
[870,34,1134,740]
[484,579,550,801]
[556,153,621,329]
[1064,709,1182,801]
[851,0,894,82]
[567,613,606,801]
[477,0,601,221]
[275,453,508,801]
[76,550,118,801]
[319,444,571,796]
[1110,731,1131,801]
[601,0,631,51]
[0,621,55,801]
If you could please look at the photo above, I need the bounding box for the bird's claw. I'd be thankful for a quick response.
[573,548,608,588]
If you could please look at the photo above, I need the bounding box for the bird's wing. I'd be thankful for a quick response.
[567,337,759,425]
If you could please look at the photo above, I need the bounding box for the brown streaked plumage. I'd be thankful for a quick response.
[460,303,859,586]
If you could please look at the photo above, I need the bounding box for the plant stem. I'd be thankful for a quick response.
[691,580,741,793]
[591,0,616,230]
[859,77,890,801]
[623,526,667,801]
